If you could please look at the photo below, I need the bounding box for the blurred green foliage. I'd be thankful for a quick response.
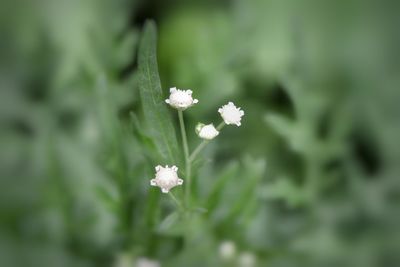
[1,0,400,266]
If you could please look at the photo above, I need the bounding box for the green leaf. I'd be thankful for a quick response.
[265,112,293,139]
[260,178,307,207]
[204,162,239,213]
[224,157,265,223]
[137,20,180,164]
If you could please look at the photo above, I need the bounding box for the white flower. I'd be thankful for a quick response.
[196,123,219,140]
[219,240,236,261]
[238,252,256,267]
[150,165,183,193]
[165,87,198,110]
[136,258,160,267]
[218,102,244,126]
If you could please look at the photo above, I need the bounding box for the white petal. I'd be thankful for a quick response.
[150,179,157,186]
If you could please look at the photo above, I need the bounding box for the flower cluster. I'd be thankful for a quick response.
[150,86,244,194]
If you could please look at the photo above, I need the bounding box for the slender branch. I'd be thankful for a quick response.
[189,140,209,162]
[178,110,191,207]
[189,121,225,162]
[178,110,190,162]
[185,159,191,206]
[169,191,183,209]
[216,121,225,131]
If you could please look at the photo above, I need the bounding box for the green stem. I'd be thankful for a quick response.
[169,191,183,209]
[189,140,209,162]
[178,110,190,163]
[216,121,226,131]
[186,160,191,207]
[189,121,225,162]
[178,110,191,207]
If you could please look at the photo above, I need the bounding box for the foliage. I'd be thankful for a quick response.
[1,0,400,267]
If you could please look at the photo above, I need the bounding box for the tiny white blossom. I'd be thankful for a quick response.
[150,165,183,193]
[136,258,160,267]
[196,123,219,140]
[165,87,198,110]
[218,102,244,126]
[219,240,236,261]
[238,252,256,267]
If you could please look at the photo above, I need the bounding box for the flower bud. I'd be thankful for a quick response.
[196,123,219,140]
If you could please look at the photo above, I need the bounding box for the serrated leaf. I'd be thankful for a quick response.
[137,20,180,164]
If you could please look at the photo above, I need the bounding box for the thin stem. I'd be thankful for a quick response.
[169,191,183,209]
[216,121,226,131]
[185,160,191,206]
[189,140,209,162]
[178,110,191,207]
[189,121,225,162]
[178,110,190,162]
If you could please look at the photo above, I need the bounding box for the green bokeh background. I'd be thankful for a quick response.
[1,0,400,266]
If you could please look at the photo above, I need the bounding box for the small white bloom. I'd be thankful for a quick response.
[165,87,198,110]
[218,102,244,126]
[238,252,256,267]
[150,165,183,193]
[136,258,160,267]
[196,123,219,140]
[219,240,236,261]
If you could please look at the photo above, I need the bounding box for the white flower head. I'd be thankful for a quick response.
[136,258,160,267]
[150,165,183,193]
[196,123,219,140]
[238,252,256,267]
[219,240,236,261]
[165,87,198,110]
[218,102,244,126]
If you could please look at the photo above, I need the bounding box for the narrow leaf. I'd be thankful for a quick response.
[265,112,293,138]
[137,20,180,164]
